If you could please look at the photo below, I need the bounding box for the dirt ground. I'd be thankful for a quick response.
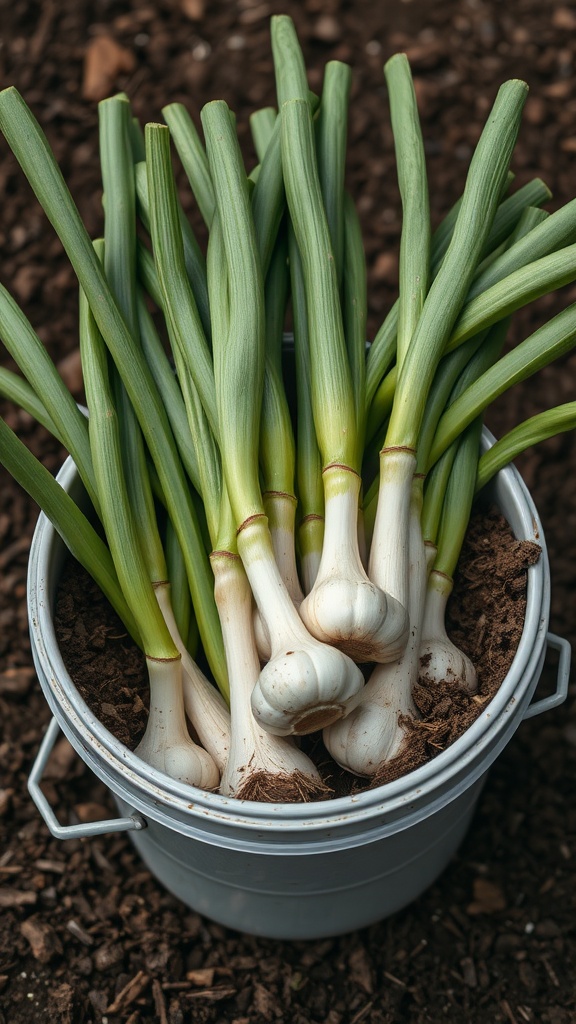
[1,1,576,1022]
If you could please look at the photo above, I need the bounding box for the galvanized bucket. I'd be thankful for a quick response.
[27,437,570,939]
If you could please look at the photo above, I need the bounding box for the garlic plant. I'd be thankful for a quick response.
[201,98,365,735]
[272,17,409,663]
[213,547,326,800]
[3,14,576,804]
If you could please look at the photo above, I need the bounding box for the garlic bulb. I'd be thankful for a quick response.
[135,657,220,790]
[212,550,328,800]
[324,480,427,776]
[155,583,230,773]
[419,568,478,693]
[237,515,365,736]
[300,465,408,663]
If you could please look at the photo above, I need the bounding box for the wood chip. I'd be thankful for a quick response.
[93,943,124,971]
[20,916,63,963]
[348,947,374,995]
[350,1002,374,1024]
[181,0,205,18]
[186,968,215,986]
[107,970,150,1013]
[44,736,77,780]
[0,668,35,696]
[467,878,507,915]
[152,978,168,1024]
[0,789,14,816]
[0,888,38,908]
[186,986,237,1002]
[82,35,136,102]
[66,919,95,946]
[73,802,110,824]
[34,859,66,874]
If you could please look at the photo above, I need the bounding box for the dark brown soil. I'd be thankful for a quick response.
[1,2,576,1023]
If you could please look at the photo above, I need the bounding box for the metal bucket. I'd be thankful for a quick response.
[27,438,570,939]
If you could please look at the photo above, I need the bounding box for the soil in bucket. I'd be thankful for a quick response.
[52,502,540,799]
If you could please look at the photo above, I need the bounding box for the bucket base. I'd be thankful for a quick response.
[116,780,485,939]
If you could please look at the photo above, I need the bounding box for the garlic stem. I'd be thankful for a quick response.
[264,490,304,605]
[253,491,304,662]
[368,447,416,610]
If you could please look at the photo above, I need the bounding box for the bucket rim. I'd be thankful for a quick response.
[27,431,548,832]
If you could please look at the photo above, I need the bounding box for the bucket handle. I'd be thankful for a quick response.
[522,632,571,720]
[28,717,147,839]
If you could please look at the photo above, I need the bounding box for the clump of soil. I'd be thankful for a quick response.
[54,504,539,799]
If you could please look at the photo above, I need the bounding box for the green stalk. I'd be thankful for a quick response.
[0,368,59,436]
[204,210,237,557]
[99,101,168,589]
[79,289,176,659]
[419,317,506,545]
[342,192,367,468]
[0,415,140,643]
[136,292,201,492]
[364,176,550,421]
[289,225,325,583]
[0,87,225,689]
[418,420,482,698]
[278,95,357,468]
[201,100,265,525]
[145,123,218,440]
[476,403,576,492]
[0,281,98,513]
[429,302,576,467]
[250,107,277,161]
[414,333,488,477]
[446,243,576,354]
[385,78,527,451]
[260,231,294,495]
[251,115,286,277]
[133,160,211,340]
[384,52,430,371]
[164,515,192,651]
[366,207,549,447]
[161,102,215,227]
[272,14,356,468]
[316,60,352,291]
[477,177,551,261]
[471,205,548,281]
